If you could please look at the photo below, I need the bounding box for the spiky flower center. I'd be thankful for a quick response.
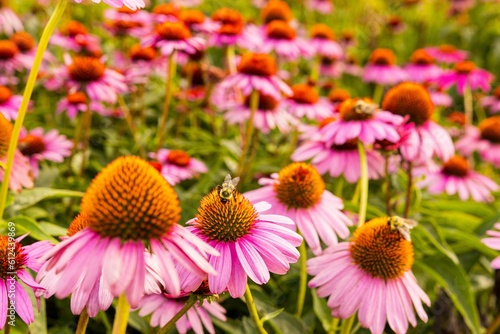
[66,92,87,105]
[238,53,277,76]
[291,84,319,104]
[18,134,45,156]
[261,1,292,24]
[311,24,335,40]
[350,217,414,280]
[218,23,243,36]
[410,49,434,65]
[454,61,475,74]
[244,91,278,111]
[0,113,12,157]
[442,156,469,177]
[479,116,500,143]
[266,21,295,40]
[10,32,35,53]
[193,188,258,242]
[438,44,457,53]
[331,138,358,151]
[67,212,91,237]
[0,86,12,104]
[328,88,350,103]
[382,82,434,126]
[155,21,192,40]
[369,48,396,66]
[60,21,88,37]
[0,236,27,279]
[180,9,205,26]
[130,44,156,62]
[153,4,180,18]
[274,162,325,209]
[81,156,181,241]
[167,150,191,167]
[339,98,375,121]
[0,40,19,60]
[68,57,106,82]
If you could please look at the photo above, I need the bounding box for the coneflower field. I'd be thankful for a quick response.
[1,0,500,333]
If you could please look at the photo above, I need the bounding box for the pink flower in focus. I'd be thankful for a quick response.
[434,60,493,95]
[244,163,353,255]
[0,235,53,330]
[143,21,205,56]
[37,157,219,309]
[308,217,430,334]
[418,155,499,202]
[363,48,408,85]
[456,117,500,168]
[404,49,443,83]
[424,44,468,64]
[280,84,332,120]
[0,86,22,121]
[482,223,500,269]
[18,127,73,178]
[148,149,208,185]
[186,187,302,298]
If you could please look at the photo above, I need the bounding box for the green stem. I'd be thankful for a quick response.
[237,90,259,177]
[118,95,145,158]
[78,103,92,177]
[372,84,384,105]
[486,312,500,334]
[4,322,10,334]
[0,0,67,220]
[295,237,307,318]
[111,294,130,334]
[357,141,368,227]
[76,307,90,334]
[340,314,356,334]
[403,163,413,218]
[328,318,340,334]
[463,83,473,125]
[310,56,321,83]
[156,51,177,151]
[384,154,391,216]
[157,295,197,334]
[226,45,237,74]
[244,285,268,334]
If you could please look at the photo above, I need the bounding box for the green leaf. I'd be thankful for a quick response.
[9,216,59,243]
[414,255,481,334]
[413,220,459,264]
[312,289,332,332]
[443,227,499,258]
[9,187,84,212]
[261,308,284,323]
[39,222,68,237]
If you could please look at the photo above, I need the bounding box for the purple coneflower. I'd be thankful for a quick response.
[280,84,332,120]
[426,83,453,108]
[307,0,334,13]
[0,86,21,121]
[481,85,500,114]
[319,56,345,79]
[424,44,468,64]
[0,2,22,36]
[363,48,407,85]
[186,185,302,298]
[56,92,109,119]
[0,39,31,74]
[418,155,499,202]
[434,60,493,95]
[456,116,500,168]
[244,162,353,255]
[0,234,53,330]
[309,24,343,59]
[143,21,205,56]
[37,156,219,308]
[104,6,151,38]
[151,3,181,23]
[482,223,500,269]
[404,49,442,83]
[73,0,145,10]
[208,8,254,48]
[180,9,220,34]
[308,217,430,334]
[148,149,208,185]
[50,21,101,55]
[18,127,73,178]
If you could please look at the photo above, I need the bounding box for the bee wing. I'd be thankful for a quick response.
[397,226,412,242]
[404,219,418,229]
[224,174,232,183]
[231,176,240,187]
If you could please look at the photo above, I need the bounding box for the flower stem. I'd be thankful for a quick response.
[79,105,92,177]
[0,0,67,220]
[4,322,10,334]
[403,163,413,218]
[237,90,259,178]
[310,56,321,83]
[486,312,500,334]
[340,314,356,334]
[156,51,177,151]
[328,318,340,334]
[118,95,145,158]
[295,237,307,318]
[372,84,384,104]
[463,83,473,125]
[76,307,90,334]
[357,141,368,227]
[111,294,130,334]
[244,284,268,334]
[157,295,197,334]
[384,154,391,216]
[226,45,237,74]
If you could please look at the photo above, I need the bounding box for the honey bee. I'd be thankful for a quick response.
[218,174,240,203]
[387,216,417,242]
[354,100,377,116]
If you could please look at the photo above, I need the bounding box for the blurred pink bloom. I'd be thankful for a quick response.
[0,150,34,192]
[50,21,101,55]
[320,56,345,78]
[56,92,110,119]
[0,235,53,330]
[0,39,32,74]
[148,149,208,185]
[180,9,221,34]
[0,86,22,121]
[424,44,468,64]
[480,86,500,114]
[279,84,332,120]
[456,118,500,168]
[434,60,493,95]
[428,86,453,108]
[72,0,145,10]
[363,48,407,85]
[482,223,500,269]
[0,6,22,36]
[307,0,334,13]
[18,127,73,178]
[143,21,205,56]
[404,49,443,83]
[104,7,152,38]
[244,163,353,255]
[309,24,343,59]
